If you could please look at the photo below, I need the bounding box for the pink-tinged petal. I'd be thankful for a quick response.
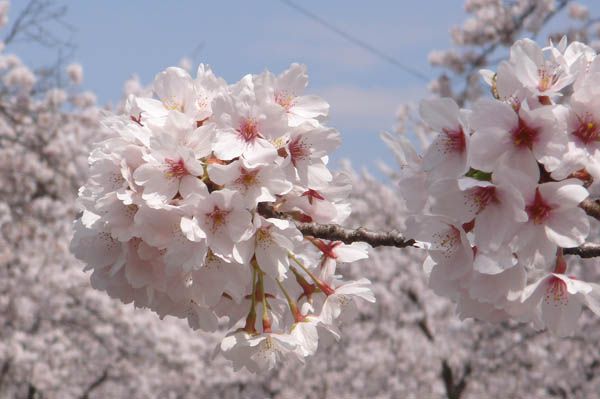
[583,283,600,316]
[334,242,370,262]
[277,63,308,93]
[291,321,319,356]
[406,215,457,250]
[494,61,523,100]
[232,237,254,264]
[499,149,540,182]
[242,138,278,166]
[541,292,583,337]
[135,97,169,115]
[134,164,179,205]
[508,274,552,318]
[132,163,158,185]
[208,161,239,185]
[213,128,244,160]
[226,209,253,242]
[419,97,460,132]
[255,242,287,279]
[421,132,468,176]
[183,156,205,177]
[469,128,511,172]
[291,95,329,119]
[471,264,526,303]
[70,220,123,269]
[541,180,589,208]
[145,181,179,207]
[187,124,215,157]
[428,263,461,299]
[456,296,511,323]
[153,67,193,109]
[553,274,593,295]
[429,179,478,222]
[475,205,515,251]
[188,304,218,332]
[124,255,155,288]
[545,207,589,247]
[510,39,543,86]
[180,216,206,242]
[81,209,101,228]
[179,175,209,199]
[470,99,517,134]
[165,238,207,273]
[335,278,376,302]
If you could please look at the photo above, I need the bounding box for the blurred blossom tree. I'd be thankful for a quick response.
[5,1,600,398]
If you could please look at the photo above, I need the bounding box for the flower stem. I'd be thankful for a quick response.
[243,266,258,333]
[288,252,334,296]
[252,259,272,333]
[276,278,303,323]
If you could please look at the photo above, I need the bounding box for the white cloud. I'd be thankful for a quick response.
[313,84,427,133]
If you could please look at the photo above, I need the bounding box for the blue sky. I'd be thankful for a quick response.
[10,1,599,173]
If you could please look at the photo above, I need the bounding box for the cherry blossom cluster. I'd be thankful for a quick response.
[394,37,600,336]
[70,63,375,371]
[426,0,600,105]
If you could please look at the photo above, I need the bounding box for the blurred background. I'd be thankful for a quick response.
[4,1,600,398]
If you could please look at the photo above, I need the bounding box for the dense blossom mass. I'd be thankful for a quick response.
[390,37,600,337]
[6,0,600,394]
[71,63,373,371]
[72,37,600,372]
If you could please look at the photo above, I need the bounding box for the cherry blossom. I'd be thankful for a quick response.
[71,60,371,372]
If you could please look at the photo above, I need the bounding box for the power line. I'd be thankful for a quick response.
[278,0,430,82]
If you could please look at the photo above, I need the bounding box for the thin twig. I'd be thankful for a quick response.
[80,368,109,399]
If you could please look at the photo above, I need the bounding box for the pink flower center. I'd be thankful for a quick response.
[275,90,295,111]
[237,118,260,142]
[235,167,260,188]
[545,276,568,306]
[442,127,466,154]
[512,117,539,149]
[525,188,553,225]
[471,186,497,214]
[206,206,230,232]
[289,136,309,166]
[164,158,188,178]
[572,113,599,145]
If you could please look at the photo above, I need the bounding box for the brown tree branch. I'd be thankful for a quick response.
[80,368,109,399]
[257,203,417,248]
[441,360,472,399]
[296,222,416,248]
[564,243,600,259]
[581,198,600,221]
